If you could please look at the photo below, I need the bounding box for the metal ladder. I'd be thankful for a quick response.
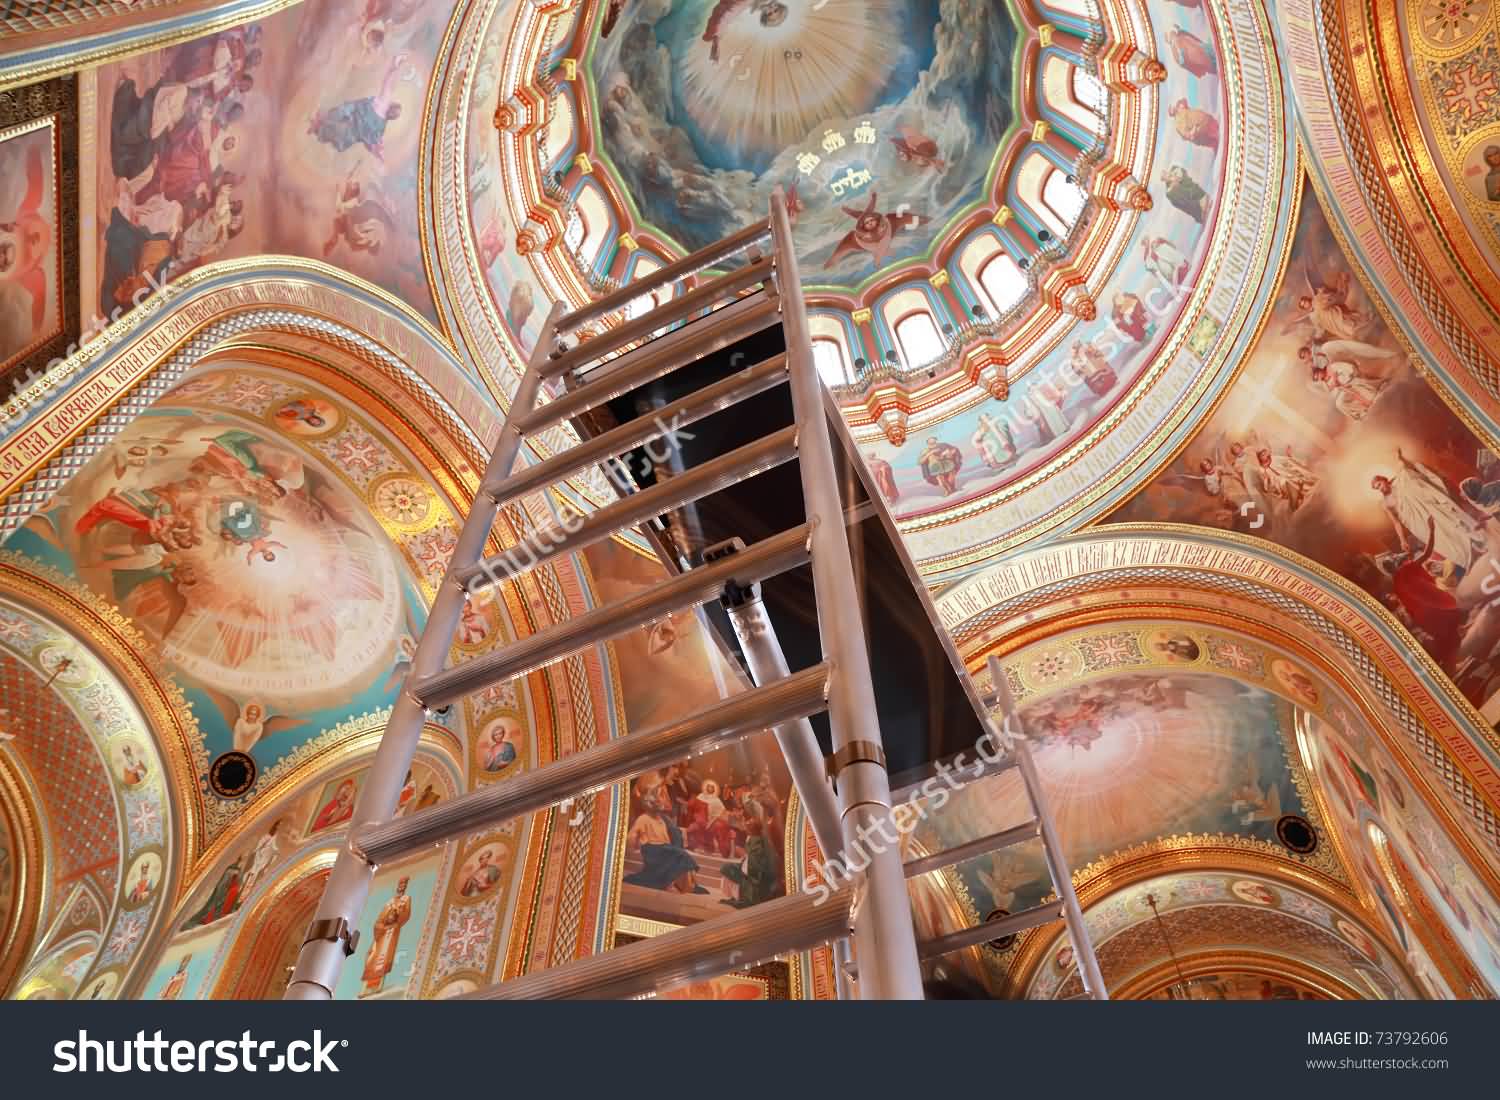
[284,195,1106,1002]
[286,193,927,1000]
[896,654,1107,998]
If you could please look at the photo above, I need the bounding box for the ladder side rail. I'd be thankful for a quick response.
[769,188,925,1000]
[283,302,568,1000]
[988,655,1108,1001]
[720,585,856,1000]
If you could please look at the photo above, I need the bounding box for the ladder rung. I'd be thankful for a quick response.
[903,821,1040,879]
[544,256,775,379]
[461,884,854,1000]
[357,663,830,865]
[889,750,1019,804]
[413,524,812,709]
[458,425,798,592]
[916,899,1064,960]
[558,218,771,334]
[482,354,789,510]
[518,291,781,435]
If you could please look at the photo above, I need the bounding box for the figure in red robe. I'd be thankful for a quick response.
[1390,517,1465,669]
[1,144,53,333]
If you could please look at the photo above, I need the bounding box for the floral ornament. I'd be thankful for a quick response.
[317,428,386,483]
[100,909,150,965]
[438,905,493,975]
[373,476,434,529]
[1027,647,1079,685]
[0,611,33,644]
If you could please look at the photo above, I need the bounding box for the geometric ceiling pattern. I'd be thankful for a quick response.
[0,651,118,892]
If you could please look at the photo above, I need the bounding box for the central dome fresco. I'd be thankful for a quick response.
[590,0,1016,289]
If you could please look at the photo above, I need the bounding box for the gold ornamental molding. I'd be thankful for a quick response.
[0,258,501,519]
[0,754,46,995]
[1280,0,1500,436]
[936,526,1500,874]
[0,1,306,93]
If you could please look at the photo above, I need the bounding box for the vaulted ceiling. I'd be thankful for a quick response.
[1,0,1499,1000]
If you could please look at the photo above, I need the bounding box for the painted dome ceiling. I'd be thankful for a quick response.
[586,0,1019,295]
[4,0,1500,1002]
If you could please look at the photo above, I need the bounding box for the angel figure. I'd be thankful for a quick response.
[976,854,1030,912]
[1371,450,1484,572]
[1300,344,1388,421]
[200,690,309,753]
[1155,456,1248,526]
[1285,266,1371,342]
[307,51,413,162]
[1252,446,1318,513]
[1230,756,1283,826]
[824,192,927,269]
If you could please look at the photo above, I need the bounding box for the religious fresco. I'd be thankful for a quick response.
[333,854,439,1000]
[89,0,446,326]
[580,537,795,929]
[0,366,471,841]
[0,594,171,998]
[0,75,78,391]
[590,0,1005,291]
[1110,182,1500,710]
[1300,710,1500,996]
[1023,872,1417,1001]
[0,120,61,373]
[1142,972,1329,1001]
[465,14,548,362]
[142,924,227,1000]
[845,0,1233,557]
[914,666,1317,922]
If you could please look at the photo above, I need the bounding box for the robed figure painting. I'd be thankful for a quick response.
[360,875,410,997]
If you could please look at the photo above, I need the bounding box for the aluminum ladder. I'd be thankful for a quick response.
[285,193,927,1000]
[915,654,1106,998]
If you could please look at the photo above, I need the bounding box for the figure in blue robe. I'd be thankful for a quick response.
[624,809,704,892]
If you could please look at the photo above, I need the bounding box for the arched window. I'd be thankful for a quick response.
[1042,170,1088,231]
[812,338,852,386]
[1072,69,1107,117]
[1042,55,1105,138]
[978,253,1028,316]
[568,183,613,268]
[894,311,945,368]
[543,95,575,169]
[623,257,664,321]
[564,208,586,253]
